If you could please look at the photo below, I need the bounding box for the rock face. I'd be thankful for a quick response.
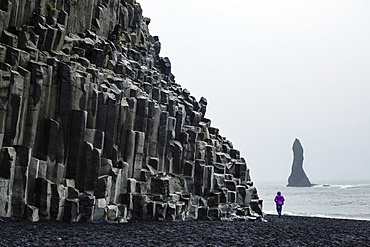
[0,0,262,222]
[287,138,312,187]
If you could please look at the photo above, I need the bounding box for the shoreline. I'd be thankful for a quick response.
[1,215,370,246]
[264,212,370,222]
[266,213,370,222]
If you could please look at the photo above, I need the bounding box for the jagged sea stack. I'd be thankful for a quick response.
[0,0,263,222]
[287,138,312,187]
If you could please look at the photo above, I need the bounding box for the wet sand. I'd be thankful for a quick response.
[0,214,369,246]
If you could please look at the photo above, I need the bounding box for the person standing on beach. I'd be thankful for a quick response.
[274,191,285,218]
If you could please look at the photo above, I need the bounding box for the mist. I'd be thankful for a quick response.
[139,0,370,183]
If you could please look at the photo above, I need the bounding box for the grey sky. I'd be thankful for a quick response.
[139,0,370,183]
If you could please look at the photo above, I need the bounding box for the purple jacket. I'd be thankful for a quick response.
[274,192,285,205]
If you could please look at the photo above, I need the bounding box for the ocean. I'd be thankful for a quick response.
[255,180,370,221]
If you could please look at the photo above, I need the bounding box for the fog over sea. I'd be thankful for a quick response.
[256,180,370,221]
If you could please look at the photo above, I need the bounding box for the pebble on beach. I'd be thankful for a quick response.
[0,215,369,246]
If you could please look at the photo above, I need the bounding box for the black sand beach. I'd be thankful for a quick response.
[0,215,369,246]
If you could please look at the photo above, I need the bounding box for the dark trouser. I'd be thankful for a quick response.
[276,205,283,216]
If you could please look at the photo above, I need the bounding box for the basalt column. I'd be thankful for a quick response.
[0,0,263,222]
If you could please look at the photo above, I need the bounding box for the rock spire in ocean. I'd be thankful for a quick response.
[287,138,312,187]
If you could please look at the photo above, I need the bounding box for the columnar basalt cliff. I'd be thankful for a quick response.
[0,0,263,222]
[287,138,312,187]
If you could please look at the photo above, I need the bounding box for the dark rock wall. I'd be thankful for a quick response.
[0,0,263,222]
[287,138,312,187]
